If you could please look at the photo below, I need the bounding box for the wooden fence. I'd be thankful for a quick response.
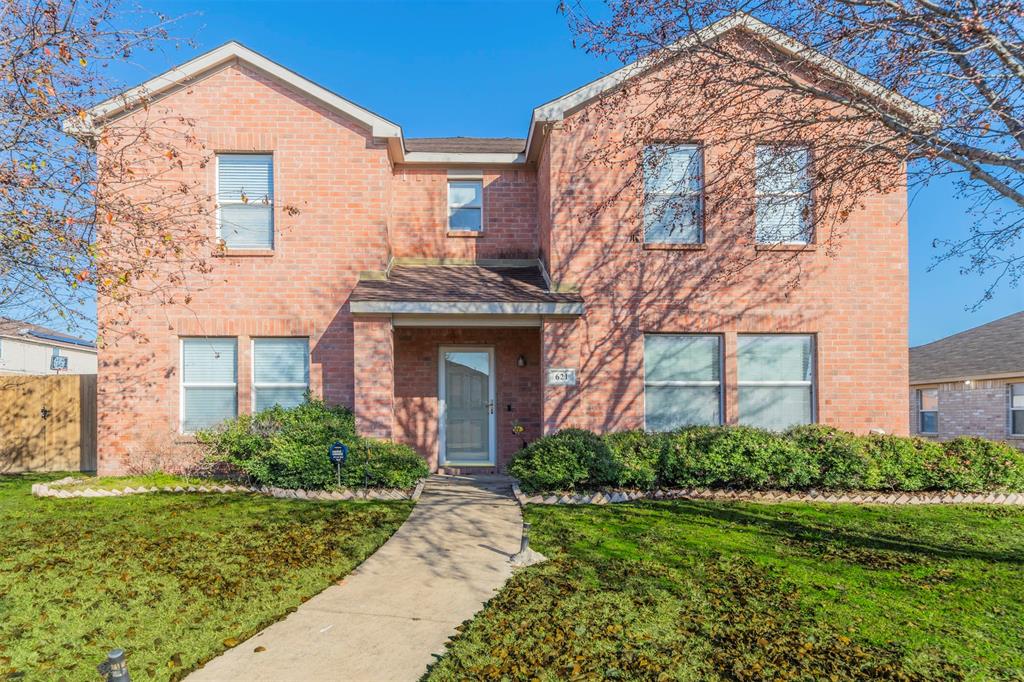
[0,374,97,473]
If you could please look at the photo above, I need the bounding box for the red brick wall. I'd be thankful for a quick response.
[538,83,910,436]
[393,327,542,471]
[96,54,911,476]
[390,168,537,260]
[96,63,393,474]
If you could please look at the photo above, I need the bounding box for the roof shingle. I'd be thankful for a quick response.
[404,137,526,154]
[0,317,96,348]
[351,264,581,305]
[909,311,1024,383]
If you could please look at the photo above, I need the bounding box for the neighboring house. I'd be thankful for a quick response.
[909,311,1024,449]
[0,319,97,375]
[80,14,918,476]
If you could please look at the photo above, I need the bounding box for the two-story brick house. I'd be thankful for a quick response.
[84,14,919,475]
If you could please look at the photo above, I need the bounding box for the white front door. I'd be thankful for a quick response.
[438,346,496,466]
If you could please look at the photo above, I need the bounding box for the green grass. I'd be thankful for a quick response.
[53,472,218,491]
[0,472,411,681]
[427,501,1024,681]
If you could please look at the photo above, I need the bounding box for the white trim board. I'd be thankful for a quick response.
[393,315,542,328]
[70,41,402,140]
[350,301,584,316]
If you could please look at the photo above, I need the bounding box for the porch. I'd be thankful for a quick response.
[349,260,584,473]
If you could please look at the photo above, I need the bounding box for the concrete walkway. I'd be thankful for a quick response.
[188,475,521,682]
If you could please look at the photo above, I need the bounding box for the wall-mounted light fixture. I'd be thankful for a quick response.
[516,355,527,367]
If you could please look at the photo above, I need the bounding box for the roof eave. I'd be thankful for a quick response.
[522,11,938,160]
[72,41,405,143]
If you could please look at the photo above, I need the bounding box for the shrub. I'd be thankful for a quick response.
[198,399,424,489]
[508,429,615,493]
[861,435,939,491]
[786,425,873,490]
[663,426,811,490]
[337,440,429,489]
[930,437,1024,492]
[603,430,666,489]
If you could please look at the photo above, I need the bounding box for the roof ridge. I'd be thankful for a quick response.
[910,310,1024,350]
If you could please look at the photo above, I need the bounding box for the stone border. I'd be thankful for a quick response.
[33,476,427,502]
[510,481,1024,507]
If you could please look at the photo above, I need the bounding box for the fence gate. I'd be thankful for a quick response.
[0,374,97,473]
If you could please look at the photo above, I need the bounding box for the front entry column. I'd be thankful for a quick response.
[353,315,394,439]
[541,316,585,434]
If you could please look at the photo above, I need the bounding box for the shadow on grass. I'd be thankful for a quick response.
[645,500,1024,565]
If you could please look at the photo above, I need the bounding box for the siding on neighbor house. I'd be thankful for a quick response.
[0,337,97,375]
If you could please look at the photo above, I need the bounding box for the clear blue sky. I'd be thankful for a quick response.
[102,0,1021,346]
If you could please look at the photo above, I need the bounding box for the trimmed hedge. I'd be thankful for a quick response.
[509,425,1024,494]
[197,398,428,489]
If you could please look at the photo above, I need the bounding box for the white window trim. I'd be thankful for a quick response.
[643,144,705,245]
[736,334,817,425]
[250,337,310,413]
[755,145,813,245]
[918,388,939,434]
[447,178,484,232]
[642,333,724,430]
[1010,384,1023,436]
[179,337,238,434]
[215,153,275,249]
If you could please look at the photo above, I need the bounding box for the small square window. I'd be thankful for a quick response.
[180,338,237,433]
[918,388,938,434]
[448,180,482,231]
[737,334,815,431]
[253,338,310,412]
[1011,384,1024,436]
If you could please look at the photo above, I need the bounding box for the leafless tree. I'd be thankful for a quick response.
[0,0,218,340]
[560,0,1024,305]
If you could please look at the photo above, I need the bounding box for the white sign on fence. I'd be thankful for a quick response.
[546,368,577,386]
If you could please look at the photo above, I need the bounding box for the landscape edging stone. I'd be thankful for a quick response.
[30,477,428,502]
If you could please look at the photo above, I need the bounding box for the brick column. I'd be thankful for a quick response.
[353,316,394,439]
[541,316,584,434]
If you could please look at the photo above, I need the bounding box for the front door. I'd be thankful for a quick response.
[439,346,496,466]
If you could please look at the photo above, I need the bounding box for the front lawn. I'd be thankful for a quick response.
[0,473,411,680]
[428,501,1024,681]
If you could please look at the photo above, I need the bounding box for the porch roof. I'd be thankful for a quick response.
[350,262,584,316]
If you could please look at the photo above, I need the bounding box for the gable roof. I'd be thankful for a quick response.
[405,137,526,154]
[910,311,1024,383]
[75,41,401,138]
[0,318,96,350]
[525,13,936,158]
[74,13,934,166]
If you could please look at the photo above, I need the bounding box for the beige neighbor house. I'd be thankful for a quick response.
[909,311,1024,449]
[0,318,97,376]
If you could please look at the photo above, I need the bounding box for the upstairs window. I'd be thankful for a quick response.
[1010,384,1024,436]
[643,144,703,244]
[738,334,815,430]
[217,153,274,249]
[448,179,483,231]
[181,338,237,433]
[755,145,812,244]
[644,334,722,430]
[918,388,938,434]
[252,338,310,412]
